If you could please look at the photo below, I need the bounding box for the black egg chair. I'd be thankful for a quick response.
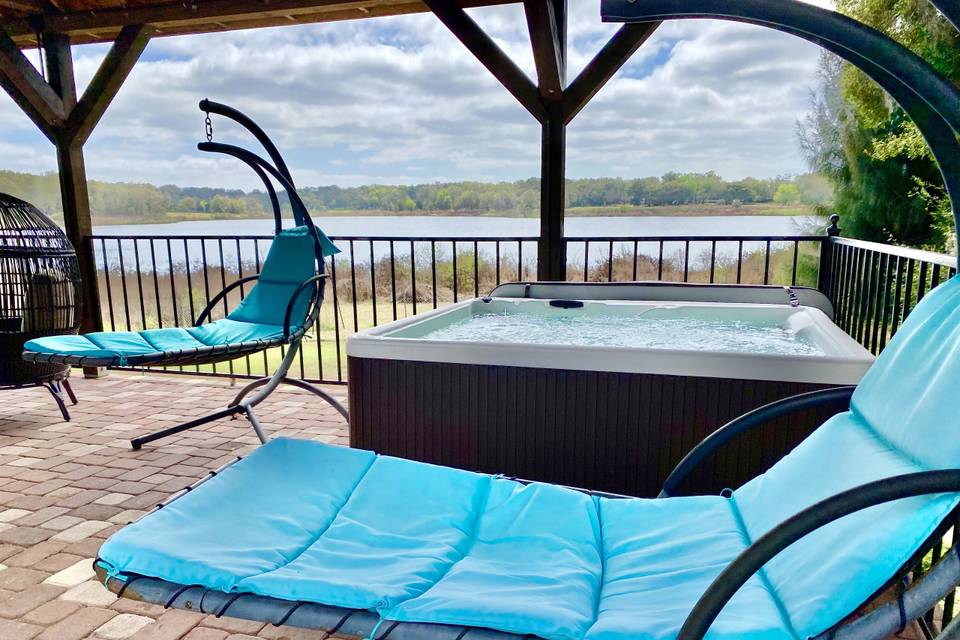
[0,193,81,420]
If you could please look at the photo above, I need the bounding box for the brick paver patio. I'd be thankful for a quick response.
[0,371,349,640]
[0,371,926,640]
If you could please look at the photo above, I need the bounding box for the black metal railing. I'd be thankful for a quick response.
[824,237,958,355]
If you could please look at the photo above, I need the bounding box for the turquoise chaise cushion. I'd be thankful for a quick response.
[24,226,325,363]
[98,276,960,640]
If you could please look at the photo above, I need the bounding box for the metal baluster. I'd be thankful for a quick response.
[474,240,480,297]
[389,240,397,321]
[607,240,614,282]
[658,241,664,281]
[583,241,589,282]
[736,240,743,284]
[887,256,905,343]
[763,239,771,285]
[791,241,799,287]
[348,240,359,332]
[431,240,438,309]
[149,240,162,329]
[330,255,343,382]
[117,240,132,332]
[410,240,417,316]
[132,239,147,331]
[100,238,116,331]
[683,240,690,282]
[453,240,459,302]
[710,240,717,284]
[235,238,253,378]
[632,240,639,281]
[368,241,378,327]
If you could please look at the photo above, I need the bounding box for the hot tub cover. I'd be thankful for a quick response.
[97,275,960,640]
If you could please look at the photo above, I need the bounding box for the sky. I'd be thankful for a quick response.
[0,0,835,190]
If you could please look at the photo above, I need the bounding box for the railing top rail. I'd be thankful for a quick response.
[831,237,958,269]
[90,233,825,242]
[564,235,825,242]
[90,234,541,242]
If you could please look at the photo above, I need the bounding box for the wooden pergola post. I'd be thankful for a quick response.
[0,25,152,334]
[427,0,660,281]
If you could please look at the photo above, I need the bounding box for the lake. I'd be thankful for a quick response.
[93,215,827,273]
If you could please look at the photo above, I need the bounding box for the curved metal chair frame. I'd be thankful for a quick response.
[123,101,347,449]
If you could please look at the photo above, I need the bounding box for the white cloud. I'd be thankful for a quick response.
[0,0,830,189]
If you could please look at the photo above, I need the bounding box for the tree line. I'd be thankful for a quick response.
[0,169,830,221]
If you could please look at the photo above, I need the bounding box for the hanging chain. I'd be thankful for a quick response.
[204,112,213,142]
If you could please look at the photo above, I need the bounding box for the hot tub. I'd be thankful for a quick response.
[347,283,873,496]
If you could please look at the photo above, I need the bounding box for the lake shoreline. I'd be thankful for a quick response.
[86,202,815,227]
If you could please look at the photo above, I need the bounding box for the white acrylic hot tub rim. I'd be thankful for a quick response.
[345,297,876,385]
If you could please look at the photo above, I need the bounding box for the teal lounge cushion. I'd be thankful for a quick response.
[24,318,286,362]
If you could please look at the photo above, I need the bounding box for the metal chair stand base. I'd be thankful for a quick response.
[129,343,348,450]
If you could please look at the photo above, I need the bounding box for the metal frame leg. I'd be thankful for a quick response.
[42,380,72,422]
[129,340,316,450]
[62,378,78,405]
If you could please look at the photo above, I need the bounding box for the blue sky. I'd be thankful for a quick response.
[0,1,831,190]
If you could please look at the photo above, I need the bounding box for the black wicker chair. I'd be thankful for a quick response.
[0,194,81,419]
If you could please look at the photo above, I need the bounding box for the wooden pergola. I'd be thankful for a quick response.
[0,0,658,332]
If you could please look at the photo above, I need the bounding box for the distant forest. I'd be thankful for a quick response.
[0,169,832,220]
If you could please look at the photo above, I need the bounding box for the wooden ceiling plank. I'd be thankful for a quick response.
[422,0,545,121]
[0,27,64,140]
[65,23,152,145]
[562,21,660,124]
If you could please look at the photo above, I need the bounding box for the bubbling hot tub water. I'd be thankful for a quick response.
[418,311,825,356]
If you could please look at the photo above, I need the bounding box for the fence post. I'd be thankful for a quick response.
[817,214,841,294]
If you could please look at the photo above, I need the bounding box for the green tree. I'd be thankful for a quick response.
[799,1,959,249]
[773,183,802,204]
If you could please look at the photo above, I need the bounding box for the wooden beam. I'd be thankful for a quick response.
[534,0,566,280]
[0,28,64,140]
[64,24,152,145]
[561,21,660,124]
[44,32,103,333]
[3,0,519,46]
[423,0,546,121]
[524,0,564,99]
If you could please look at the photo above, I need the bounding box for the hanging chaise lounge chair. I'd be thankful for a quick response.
[22,100,348,450]
[93,269,960,640]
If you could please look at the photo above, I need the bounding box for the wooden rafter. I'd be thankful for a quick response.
[0,28,64,140]
[65,24,152,145]
[422,0,546,121]
[524,0,564,100]
[562,21,660,124]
